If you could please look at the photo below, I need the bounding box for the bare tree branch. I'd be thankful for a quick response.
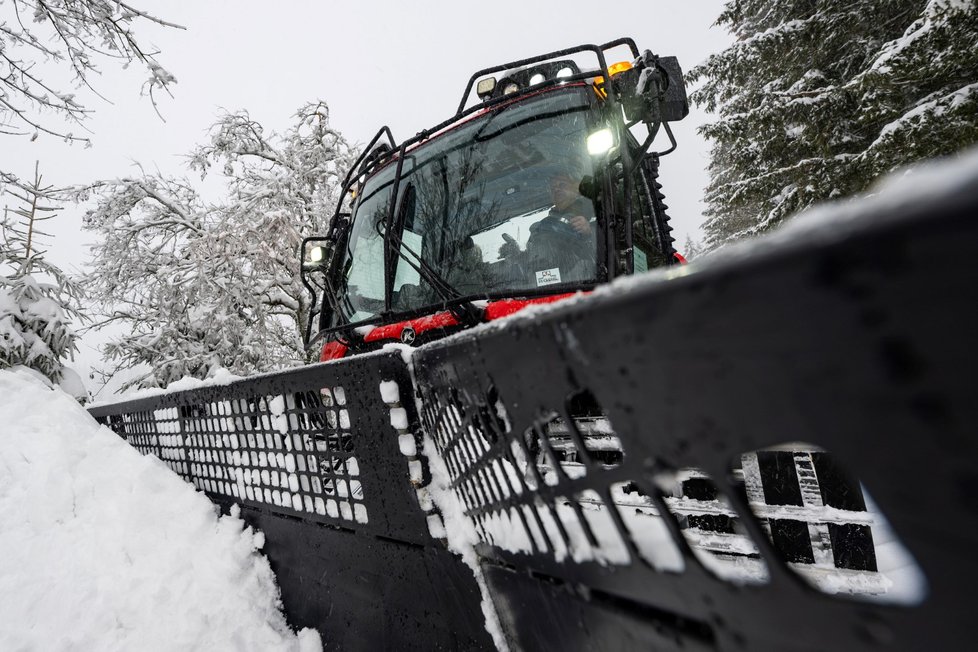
[0,1,184,183]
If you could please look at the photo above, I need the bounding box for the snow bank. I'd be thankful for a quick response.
[0,369,321,652]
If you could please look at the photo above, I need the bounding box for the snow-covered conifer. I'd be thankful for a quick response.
[681,234,704,261]
[690,0,978,248]
[1,165,85,385]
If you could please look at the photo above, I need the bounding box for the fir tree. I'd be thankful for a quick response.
[1,164,86,386]
[690,0,978,248]
[681,234,704,261]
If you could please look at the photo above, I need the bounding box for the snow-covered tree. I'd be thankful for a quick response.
[188,102,354,346]
[690,0,978,249]
[82,103,354,391]
[680,234,704,261]
[1,164,86,386]
[0,1,180,188]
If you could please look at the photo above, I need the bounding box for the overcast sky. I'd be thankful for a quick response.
[2,0,732,388]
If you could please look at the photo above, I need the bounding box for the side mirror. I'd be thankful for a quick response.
[618,52,689,124]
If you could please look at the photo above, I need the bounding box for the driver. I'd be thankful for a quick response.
[548,172,594,237]
[523,167,597,285]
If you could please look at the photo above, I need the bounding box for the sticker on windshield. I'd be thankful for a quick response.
[536,268,562,287]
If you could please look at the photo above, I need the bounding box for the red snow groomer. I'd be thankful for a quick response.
[298,39,889,584]
[300,38,688,360]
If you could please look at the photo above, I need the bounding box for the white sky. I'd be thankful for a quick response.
[2,0,732,387]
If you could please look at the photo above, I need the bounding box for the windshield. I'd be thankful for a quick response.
[336,87,602,324]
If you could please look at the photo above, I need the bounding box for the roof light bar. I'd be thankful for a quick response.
[476,77,496,99]
[592,60,634,98]
[476,60,582,103]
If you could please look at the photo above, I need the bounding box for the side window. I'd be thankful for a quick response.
[393,183,423,292]
[341,184,392,322]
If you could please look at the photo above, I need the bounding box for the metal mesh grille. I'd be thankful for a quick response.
[85,181,978,650]
[420,387,647,567]
[99,384,369,526]
[417,381,912,600]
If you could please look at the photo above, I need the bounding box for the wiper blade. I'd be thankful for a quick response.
[383,227,483,326]
[472,97,519,143]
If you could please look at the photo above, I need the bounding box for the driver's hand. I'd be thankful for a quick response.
[498,238,520,259]
[569,215,591,235]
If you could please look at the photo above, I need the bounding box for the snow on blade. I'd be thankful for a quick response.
[420,433,510,652]
[0,369,321,652]
[383,353,510,652]
[378,379,400,404]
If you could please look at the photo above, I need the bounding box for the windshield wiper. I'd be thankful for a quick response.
[383,222,483,326]
[472,97,520,143]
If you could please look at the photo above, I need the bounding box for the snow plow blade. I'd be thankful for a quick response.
[90,164,978,651]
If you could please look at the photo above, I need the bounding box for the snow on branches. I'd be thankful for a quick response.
[0,1,182,185]
[689,0,978,248]
[1,164,85,385]
[82,103,355,391]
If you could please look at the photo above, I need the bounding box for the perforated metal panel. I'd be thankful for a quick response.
[410,175,978,651]
[100,383,376,527]
[90,173,978,651]
[90,352,495,651]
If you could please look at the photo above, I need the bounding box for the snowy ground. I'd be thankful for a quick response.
[0,368,320,652]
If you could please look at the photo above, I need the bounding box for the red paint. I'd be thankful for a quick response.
[673,252,688,264]
[363,311,460,343]
[320,340,349,362]
[483,293,578,320]
[361,293,582,346]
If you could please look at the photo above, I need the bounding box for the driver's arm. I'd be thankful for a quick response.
[568,215,592,235]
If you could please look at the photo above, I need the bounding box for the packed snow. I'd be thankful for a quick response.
[0,368,321,652]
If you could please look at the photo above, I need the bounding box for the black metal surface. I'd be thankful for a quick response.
[208,495,490,652]
[410,174,978,650]
[89,351,495,650]
[91,171,977,650]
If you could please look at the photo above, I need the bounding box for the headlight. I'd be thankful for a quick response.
[476,77,496,99]
[586,128,615,156]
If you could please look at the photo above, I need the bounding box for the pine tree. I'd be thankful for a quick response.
[1,164,86,386]
[690,0,978,248]
[681,234,704,261]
